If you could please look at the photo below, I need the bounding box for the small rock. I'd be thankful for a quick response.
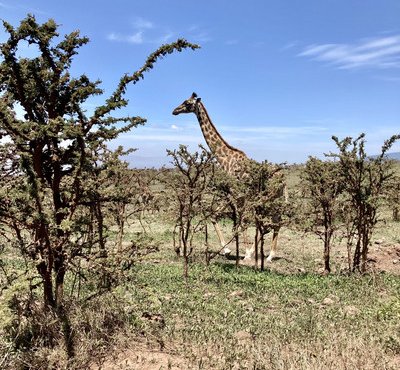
[322,297,335,306]
[204,292,214,298]
[393,259,399,264]
[374,239,384,245]
[229,290,244,298]
[307,298,316,305]
[343,305,360,316]
[298,267,306,273]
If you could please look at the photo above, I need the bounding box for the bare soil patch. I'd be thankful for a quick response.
[368,243,400,275]
[91,344,187,370]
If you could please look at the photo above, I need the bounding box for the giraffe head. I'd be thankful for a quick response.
[172,92,201,115]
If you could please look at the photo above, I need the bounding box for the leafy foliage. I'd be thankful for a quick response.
[300,157,344,273]
[0,14,198,360]
[330,133,399,272]
[166,145,216,278]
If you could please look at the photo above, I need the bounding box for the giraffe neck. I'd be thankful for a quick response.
[195,101,247,174]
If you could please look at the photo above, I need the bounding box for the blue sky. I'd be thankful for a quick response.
[1,0,399,167]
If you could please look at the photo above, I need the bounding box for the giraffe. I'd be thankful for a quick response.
[172,92,281,262]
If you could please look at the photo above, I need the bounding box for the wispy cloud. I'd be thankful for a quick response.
[107,16,154,44]
[107,17,180,45]
[186,24,211,43]
[299,35,400,69]
[107,31,144,44]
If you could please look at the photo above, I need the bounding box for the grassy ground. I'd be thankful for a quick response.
[1,177,400,369]
[87,215,400,370]
[1,216,399,369]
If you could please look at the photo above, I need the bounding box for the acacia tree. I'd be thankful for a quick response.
[0,15,198,312]
[331,134,399,273]
[209,167,250,266]
[166,145,216,279]
[245,161,287,271]
[300,157,344,273]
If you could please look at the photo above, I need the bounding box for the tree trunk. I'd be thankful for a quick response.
[57,305,75,358]
[182,225,189,280]
[260,231,265,272]
[55,259,66,307]
[360,232,370,274]
[347,240,352,272]
[353,239,361,272]
[323,238,331,274]
[254,227,259,270]
[38,261,55,307]
[235,233,240,268]
[323,222,331,274]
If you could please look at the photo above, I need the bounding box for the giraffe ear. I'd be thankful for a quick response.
[196,97,201,103]
[191,92,197,98]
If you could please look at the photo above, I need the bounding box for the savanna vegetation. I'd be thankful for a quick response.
[0,16,399,370]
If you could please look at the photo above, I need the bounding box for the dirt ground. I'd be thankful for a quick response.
[368,242,400,275]
[91,345,187,370]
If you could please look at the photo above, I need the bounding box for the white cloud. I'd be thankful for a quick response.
[299,35,400,69]
[128,31,144,44]
[107,31,143,44]
[171,124,179,130]
[107,19,210,46]
[108,17,175,45]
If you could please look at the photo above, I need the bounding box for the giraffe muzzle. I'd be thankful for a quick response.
[172,107,183,115]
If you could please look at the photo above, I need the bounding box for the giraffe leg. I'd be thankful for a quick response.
[267,227,279,262]
[243,229,254,260]
[212,221,231,255]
